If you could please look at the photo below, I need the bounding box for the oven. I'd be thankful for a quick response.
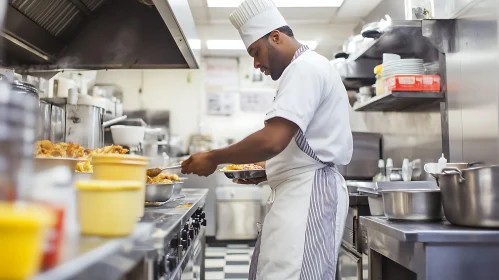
[337,243,368,280]
[337,194,370,280]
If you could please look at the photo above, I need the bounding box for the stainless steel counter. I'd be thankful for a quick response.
[360,216,499,243]
[360,216,499,280]
[35,189,208,280]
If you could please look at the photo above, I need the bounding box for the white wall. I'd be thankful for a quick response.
[94,57,275,152]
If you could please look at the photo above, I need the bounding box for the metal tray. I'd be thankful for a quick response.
[145,183,174,202]
[222,169,266,179]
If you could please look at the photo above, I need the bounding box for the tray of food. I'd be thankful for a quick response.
[220,164,266,179]
[35,140,129,173]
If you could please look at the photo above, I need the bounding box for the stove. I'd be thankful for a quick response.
[141,207,207,280]
[336,191,371,280]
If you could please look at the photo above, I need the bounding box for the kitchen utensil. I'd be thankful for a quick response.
[439,165,499,227]
[367,193,384,216]
[65,103,105,149]
[111,125,146,147]
[0,202,54,279]
[381,189,443,221]
[146,164,182,177]
[145,183,174,202]
[173,182,184,196]
[91,154,148,217]
[75,180,141,236]
[50,105,66,142]
[39,100,51,140]
[0,80,39,200]
[222,169,267,180]
[388,168,403,181]
[102,115,127,127]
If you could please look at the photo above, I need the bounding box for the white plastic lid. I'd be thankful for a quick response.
[386,158,393,168]
[378,159,385,168]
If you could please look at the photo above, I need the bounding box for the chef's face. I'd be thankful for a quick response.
[248,32,285,81]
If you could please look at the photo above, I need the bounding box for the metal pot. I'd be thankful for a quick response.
[145,183,174,202]
[440,165,499,227]
[381,189,443,221]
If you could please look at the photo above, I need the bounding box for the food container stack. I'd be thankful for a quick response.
[381,58,441,93]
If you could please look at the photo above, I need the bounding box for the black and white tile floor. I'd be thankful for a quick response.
[205,244,254,280]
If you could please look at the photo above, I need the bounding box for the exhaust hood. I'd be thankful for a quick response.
[0,0,200,70]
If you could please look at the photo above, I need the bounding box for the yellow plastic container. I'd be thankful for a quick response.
[75,180,141,237]
[0,202,54,279]
[91,154,148,217]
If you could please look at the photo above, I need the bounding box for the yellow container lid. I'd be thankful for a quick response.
[91,154,148,166]
[374,64,383,75]
[0,202,54,229]
[75,180,142,191]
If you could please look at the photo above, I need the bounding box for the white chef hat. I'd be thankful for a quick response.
[229,0,288,49]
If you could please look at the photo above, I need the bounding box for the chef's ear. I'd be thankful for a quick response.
[269,30,280,44]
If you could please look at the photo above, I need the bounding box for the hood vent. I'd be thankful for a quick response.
[1,0,200,70]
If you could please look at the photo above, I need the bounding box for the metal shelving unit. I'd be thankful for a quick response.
[348,20,437,62]
[353,91,444,112]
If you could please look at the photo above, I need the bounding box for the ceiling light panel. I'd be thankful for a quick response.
[207,0,344,8]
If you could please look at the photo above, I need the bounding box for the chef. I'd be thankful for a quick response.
[181,0,353,279]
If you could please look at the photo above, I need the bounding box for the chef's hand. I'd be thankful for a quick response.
[233,177,267,185]
[181,152,218,177]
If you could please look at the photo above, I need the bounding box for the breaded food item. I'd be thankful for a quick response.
[76,161,93,173]
[35,140,85,158]
[146,173,179,184]
[75,144,129,173]
[221,164,264,171]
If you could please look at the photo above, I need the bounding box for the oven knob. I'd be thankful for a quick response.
[193,219,200,229]
[182,229,188,240]
[167,255,177,271]
[159,256,167,276]
[170,237,178,248]
[200,212,205,219]
[181,239,188,249]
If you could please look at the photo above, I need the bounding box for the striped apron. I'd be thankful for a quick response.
[248,46,349,280]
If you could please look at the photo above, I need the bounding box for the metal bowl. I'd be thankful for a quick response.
[381,189,443,221]
[222,170,266,179]
[173,181,183,196]
[145,183,174,202]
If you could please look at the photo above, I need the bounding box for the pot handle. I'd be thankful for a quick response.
[442,167,465,183]
[469,161,484,167]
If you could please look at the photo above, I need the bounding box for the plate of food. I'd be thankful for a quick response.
[220,164,266,179]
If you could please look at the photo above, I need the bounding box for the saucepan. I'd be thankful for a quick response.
[439,165,499,227]
[424,162,483,185]
[381,189,443,221]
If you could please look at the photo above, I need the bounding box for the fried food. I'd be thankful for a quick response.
[76,144,129,173]
[35,140,85,158]
[221,164,264,171]
[146,173,180,184]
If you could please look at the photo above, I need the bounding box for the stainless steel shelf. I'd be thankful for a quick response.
[353,91,444,112]
[349,20,437,62]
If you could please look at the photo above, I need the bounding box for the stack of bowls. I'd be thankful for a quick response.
[382,59,424,78]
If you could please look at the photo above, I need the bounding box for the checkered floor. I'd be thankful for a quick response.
[205,244,254,280]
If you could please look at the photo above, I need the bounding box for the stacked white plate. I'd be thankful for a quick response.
[382,59,424,77]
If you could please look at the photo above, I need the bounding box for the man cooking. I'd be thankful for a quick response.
[181,0,353,279]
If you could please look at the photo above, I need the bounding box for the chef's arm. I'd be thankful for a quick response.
[208,117,298,165]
